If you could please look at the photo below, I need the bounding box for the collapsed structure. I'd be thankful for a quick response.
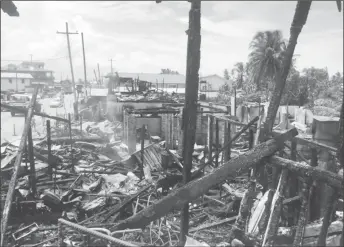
[1,1,343,247]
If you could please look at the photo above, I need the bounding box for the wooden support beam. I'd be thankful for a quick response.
[215,118,219,167]
[268,156,343,193]
[27,126,36,195]
[1,86,39,246]
[207,115,214,165]
[46,120,52,180]
[140,125,145,180]
[195,116,259,174]
[223,121,231,162]
[68,114,74,171]
[262,169,289,246]
[179,0,201,244]
[111,128,298,231]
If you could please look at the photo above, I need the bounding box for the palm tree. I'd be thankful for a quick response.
[248,30,287,92]
[231,62,245,89]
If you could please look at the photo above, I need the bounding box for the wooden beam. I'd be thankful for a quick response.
[1,86,39,246]
[111,128,298,231]
[179,0,202,244]
[268,156,343,193]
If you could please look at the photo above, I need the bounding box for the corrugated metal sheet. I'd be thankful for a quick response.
[132,144,163,171]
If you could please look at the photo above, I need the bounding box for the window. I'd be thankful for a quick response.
[22,79,25,84]
[9,79,12,84]
[202,85,206,91]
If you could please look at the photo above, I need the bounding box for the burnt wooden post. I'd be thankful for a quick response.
[179,0,201,245]
[68,114,74,171]
[80,114,83,135]
[309,147,318,221]
[289,139,298,226]
[0,86,39,246]
[27,126,36,195]
[223,121,230,162]
[248,128,254,150]
[215,118,219,167]
[140,125,145,180]
[207,115,214,166]
[24,113,28,169]
[47,120,52,180]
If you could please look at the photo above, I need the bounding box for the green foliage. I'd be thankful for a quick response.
[160,68,179,74]
[248,30,287,91]
[223,69,230,80]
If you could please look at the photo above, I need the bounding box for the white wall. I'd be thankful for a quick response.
[202,75,231,91]
[1,78,31,92]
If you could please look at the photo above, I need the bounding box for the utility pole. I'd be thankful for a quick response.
[81,32,87,98]
[57,22,79,120]
[109,58,114,75]
[97,63,101,85]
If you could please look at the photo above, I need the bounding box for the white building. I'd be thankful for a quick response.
[1,72,33,92]
[199,74,232,92]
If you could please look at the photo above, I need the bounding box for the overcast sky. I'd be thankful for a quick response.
[1,1,343,81]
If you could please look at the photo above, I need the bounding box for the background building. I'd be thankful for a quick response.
[1,72,33,92]
[1,61,54,87]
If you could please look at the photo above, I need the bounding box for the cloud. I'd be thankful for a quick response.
[1,1,342,81]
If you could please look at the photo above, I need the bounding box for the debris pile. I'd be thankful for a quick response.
[115,90,181,103]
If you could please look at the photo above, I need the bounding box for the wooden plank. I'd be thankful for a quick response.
[1,86,39,246]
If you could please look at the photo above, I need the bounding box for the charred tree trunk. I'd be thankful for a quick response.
[255,3,312,245]
[261,0,312,139]
[179,1,201,245]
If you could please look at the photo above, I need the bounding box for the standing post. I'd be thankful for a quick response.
[24,113,28,169]
[80,115,83,135]
[28,126,36,195]
[81,32,87,98]
[178,1,202,245]
[47,120,52,180]
[223,122,231,162]
[1,86,39,246]
[68,114,74,171]
[97,63,101,85]
[215,118,219,168]
[57,22,79,120]
[207,115,214,166]
[140,125,145,180]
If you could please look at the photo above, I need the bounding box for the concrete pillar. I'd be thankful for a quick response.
[127,114,137,154]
